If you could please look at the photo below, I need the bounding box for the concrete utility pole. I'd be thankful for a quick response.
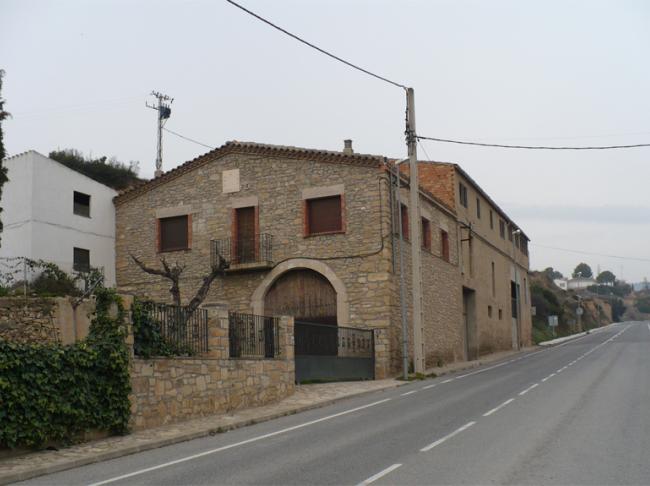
[406,88,425,374]
[146,91,173,178]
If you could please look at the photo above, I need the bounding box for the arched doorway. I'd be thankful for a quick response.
[264,269,337,325]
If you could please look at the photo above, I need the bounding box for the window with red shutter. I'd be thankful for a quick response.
[159,215,189,251]
[306,195,343,235]
[441,230,450,262]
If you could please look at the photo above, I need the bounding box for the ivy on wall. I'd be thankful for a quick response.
[0,289,131,448]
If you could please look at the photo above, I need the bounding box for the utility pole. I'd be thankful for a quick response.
[405,88,425,374]
[146,91,173,178]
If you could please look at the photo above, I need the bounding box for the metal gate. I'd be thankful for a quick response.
[294,321,375,383]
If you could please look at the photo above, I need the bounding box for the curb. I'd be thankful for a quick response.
[538,322,619,347]
[0,381,405,485]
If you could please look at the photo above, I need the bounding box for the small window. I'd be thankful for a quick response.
[498,309,503,320]
[491,261,496,297]
[73,247,90,272]
[459,183,468,208]
[73,191,91,217]
[476,198,481,219]
[421,217,431,251]
[400,203,409,241]
[508,225,513,241]
[441,230,450,262]
[488,305,493,318]
[306,195,343,235]
[499,220,506,239]
[159,215,190,252]
[489,210,494,230]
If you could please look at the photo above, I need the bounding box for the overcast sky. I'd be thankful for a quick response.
[2,0,649,281]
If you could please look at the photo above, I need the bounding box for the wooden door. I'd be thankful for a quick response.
[235,207,255,263]
[265,269,337,325]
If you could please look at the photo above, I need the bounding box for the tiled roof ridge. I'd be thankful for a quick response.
[114,140,385,204]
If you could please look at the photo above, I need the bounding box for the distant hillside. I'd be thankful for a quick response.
[529,271,623,344]
[49,149,145,191]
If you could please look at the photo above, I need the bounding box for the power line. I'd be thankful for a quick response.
[417,135,650,150]
[224,0,407,90]
[531,243,650,263]
[163,127,215,150]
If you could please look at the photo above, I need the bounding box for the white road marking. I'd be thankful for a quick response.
[541,373,556,382]
[88,398,393,486]
[441,378,454,384]
[518,383,539,396]
[401,390,417,396]
[422,384,436,390]
[483,398,515,417]
[420,421,476,452]
[357,464,403,485]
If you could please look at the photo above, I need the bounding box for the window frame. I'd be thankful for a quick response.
[304,194,345,237]
[459,183,468,208]
[421,217,431,251]
[489,210,494,230]
[499,220,506,239]
[157,214,192,252]
[73,247,90,273]
[440,229,450,262]
[73,191,91,218]
[476,197,481,219]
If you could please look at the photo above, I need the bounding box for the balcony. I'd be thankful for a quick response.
[211,234,273,273]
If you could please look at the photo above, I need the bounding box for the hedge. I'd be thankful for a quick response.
[0,289,131,448]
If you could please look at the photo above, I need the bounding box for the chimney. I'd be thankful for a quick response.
[343,139,354,155]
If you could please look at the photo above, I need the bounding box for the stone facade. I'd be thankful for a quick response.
[129,308,294,430]
[417,163,533,356]
[0,297,95,345]
[115,141,531,378]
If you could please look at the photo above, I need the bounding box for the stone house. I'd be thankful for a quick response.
[406,162,533,357]
[114,140,529,377]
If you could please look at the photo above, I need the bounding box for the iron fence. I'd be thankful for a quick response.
[294,322,374,358]
[211,234,273,268]
[135,301,208,357]
[229,312,280,358]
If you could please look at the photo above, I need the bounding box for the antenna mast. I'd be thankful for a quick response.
[146,91,173,177]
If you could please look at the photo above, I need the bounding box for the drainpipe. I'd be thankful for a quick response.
[512,228,522,350]
[393,158,409,380]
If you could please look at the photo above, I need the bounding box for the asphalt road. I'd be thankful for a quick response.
[20,321,650,486]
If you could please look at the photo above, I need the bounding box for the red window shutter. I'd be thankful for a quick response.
[159,215,189,251]
[307,196,342,235]
[421,217,431,250]
[400,204,409,241]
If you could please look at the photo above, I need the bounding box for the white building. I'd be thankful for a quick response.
[0,151,117,285]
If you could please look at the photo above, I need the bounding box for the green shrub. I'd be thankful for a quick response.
[0,289,131,448]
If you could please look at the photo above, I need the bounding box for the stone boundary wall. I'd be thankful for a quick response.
[0,297,95,345]
[129,306,295,430]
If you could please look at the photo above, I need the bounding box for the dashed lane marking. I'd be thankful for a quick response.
[420,421,476,452]
[518,383,539,396]
[357,464,403,486]
[401,390,418,396]
[483,398,515,417]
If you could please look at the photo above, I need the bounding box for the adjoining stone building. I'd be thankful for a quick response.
[407,162,533,357]
[114,140,529,378]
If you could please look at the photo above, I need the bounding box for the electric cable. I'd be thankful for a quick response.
[531,243,650,263]
[417,135,650,150]
[163,127,215,150]
[225,0,407,90]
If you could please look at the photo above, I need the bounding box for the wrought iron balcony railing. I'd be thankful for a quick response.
[211,233,273,269]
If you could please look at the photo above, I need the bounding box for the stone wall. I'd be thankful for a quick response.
[129,306,295,430]
[0,297,95,345]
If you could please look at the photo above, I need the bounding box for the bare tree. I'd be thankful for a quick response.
[131,255,228,315]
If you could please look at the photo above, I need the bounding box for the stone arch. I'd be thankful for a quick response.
[251,258,350,325]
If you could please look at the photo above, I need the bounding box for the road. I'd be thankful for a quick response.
[20,321,650,485]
